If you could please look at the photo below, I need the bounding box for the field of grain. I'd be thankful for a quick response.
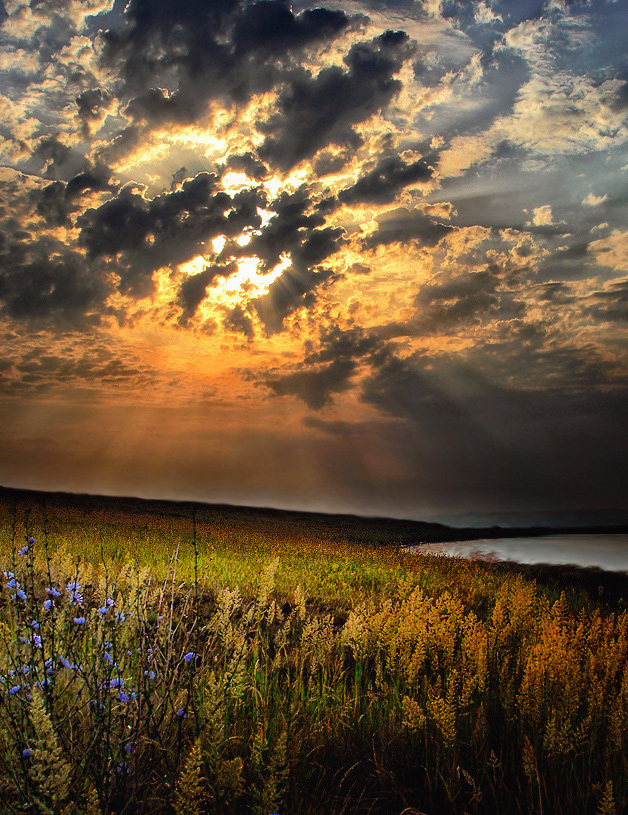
[0,494,626,815]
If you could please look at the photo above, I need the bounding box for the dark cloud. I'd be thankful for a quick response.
[177,264,235,324]
[254,263,338,334]
[265,356,356,409]
[413,269,526,333]
[100,0,350,133]
[34,170,110,226]
[337,154,432,205]
[312,149,353,178]
[585,280,628,323]
[258,30,414,170]
[226,152,269,181]
[0,231,109,327]
[262,324,383,405]
[78,173,264,295]
[362,206,454,248]
[234,185,346,332]
[223,304,254,340]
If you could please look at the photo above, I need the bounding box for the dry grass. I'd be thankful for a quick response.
[0,499,626,814]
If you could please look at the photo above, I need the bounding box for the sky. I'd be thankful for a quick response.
[0,0,627,524]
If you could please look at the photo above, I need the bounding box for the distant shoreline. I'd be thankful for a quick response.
[1,483,627,549]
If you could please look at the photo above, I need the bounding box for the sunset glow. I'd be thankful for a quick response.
[0,0,627,522]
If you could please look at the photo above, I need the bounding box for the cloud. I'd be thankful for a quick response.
[413,269,525,333]
[337,154,432,205]
[254,263,338,334]
[99,0,350,133]
[0,230,110,326]
[584,278,628,324]
[223,303,254,340]
[177,263,234,324]
[257,30,414,170]
[362,206,454,248]
[582,192,608,207]
[263,324,380,406]
[78,172,265,295]
[531,205,552,226]
[589,229,628,273]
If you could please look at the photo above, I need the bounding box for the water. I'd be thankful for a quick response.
[402,534,628,573]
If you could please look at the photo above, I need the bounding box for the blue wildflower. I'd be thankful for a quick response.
[6,577,17,589]
[115,612,125,622]
[184,652,195,663]
[15,589,27,601]
[106,598,114,607]
[144,670,156,680]
[8,685,20,696]
[109,677,123,689]
[60,656,73,670]
[45,587,61,598]
[97,606,108,615]
[33,635,42,648]
[73,616,86,625]
[104,651,112,662]
[17,546,28,557]
[22,749,31,758]
[28,537,36,544]
[3,571,14,580]
[31,620,39,630]
[44,599,54,611]
[124,744,132,753]
[66,581,83,605]
[117,691,129,704]
[176,709,186,718]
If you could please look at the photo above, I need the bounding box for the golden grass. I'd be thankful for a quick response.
[0,497,626,814]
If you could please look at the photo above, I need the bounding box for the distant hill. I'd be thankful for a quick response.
[1,485,626,548]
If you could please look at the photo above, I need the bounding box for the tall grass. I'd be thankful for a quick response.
[0,501,627,814]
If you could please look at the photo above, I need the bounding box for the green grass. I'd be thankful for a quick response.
[0,494,627,815]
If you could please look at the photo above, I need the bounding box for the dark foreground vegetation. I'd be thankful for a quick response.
[0,488,627,815]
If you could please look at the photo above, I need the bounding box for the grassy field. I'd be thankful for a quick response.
[0,490,627,815]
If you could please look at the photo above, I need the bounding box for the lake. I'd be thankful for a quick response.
[402,534,628,573]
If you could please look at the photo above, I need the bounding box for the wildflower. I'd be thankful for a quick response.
[176,709,186,718]
[33,635,42,648]
[60,656,73,670]
[184,652,195,663]
[115,612,125,622]
[8,685,20,696]
[109,677,123,689]
[74,616,86,625]
[45,587,61,598]
[144,670,156,680]
[104,651,112,662]
[106,598,114,607]
[3,571,14,580]
[17,545,28,557]
[97,606,108,615]
[44,599,54,611]
[117,691,129,704]
[124,744,132,753]
[6,577,17,589]
[66,581,83,605]
[21,666,29,676]
[31,620,39,630]
[22,749,31,758]
[14,589,27,601]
